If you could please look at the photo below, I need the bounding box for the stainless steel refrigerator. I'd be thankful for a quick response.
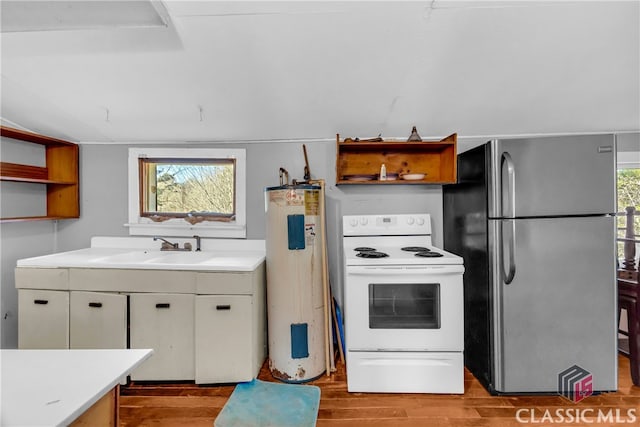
[443,135,618,394]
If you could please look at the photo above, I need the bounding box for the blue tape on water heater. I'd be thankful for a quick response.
[291,323,309,359]
[287,214,306,250]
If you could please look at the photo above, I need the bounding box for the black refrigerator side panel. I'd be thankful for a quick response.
[443,143,493,390]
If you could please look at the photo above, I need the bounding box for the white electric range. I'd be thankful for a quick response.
[342,214,465,393]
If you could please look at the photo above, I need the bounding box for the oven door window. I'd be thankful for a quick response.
[368,283,440,329]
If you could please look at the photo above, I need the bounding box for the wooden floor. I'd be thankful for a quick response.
[120,355,640,427]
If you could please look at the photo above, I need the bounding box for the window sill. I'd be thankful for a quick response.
[125,222,246,239]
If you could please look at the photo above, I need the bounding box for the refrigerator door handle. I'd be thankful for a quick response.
[501,152,516,284]
[503,219,516,284]
[501,152,516,217]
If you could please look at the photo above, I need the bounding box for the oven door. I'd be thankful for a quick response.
[345,265,463,352]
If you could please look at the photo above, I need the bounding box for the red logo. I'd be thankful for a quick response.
[559,365,593,403]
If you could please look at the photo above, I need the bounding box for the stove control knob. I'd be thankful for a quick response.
[349,218,358,227]
[416,217,425,226]
[360,217,368,225]
[407,217,415,225]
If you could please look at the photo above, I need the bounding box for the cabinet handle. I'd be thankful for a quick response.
[89,302,103,308]
[156,303,170,309]
[34,299,48,305]
[216,305,231,311]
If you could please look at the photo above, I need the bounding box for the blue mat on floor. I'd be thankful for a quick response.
[214,379,321,427]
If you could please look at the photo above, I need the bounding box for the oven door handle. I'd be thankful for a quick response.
[346,266,464,275]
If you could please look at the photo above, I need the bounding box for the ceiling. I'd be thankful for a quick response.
[1,1,638,152]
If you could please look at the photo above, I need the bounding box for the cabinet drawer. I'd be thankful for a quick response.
[18,289,69,349]
[130,293,195,381]
[196,272,252,295]
[15,268,69,290]
[70,291,127,349]
[195,295,252,383]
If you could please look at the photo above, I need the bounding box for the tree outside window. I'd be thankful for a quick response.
[141,159,235,220]
[617,168,640,258]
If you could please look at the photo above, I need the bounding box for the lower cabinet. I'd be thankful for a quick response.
[18,289,69,349]
[195,295,252,384]
[70,291,127,349]
[15,263,266,383]
[130,293,195,381]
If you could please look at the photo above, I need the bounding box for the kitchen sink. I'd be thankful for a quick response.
[90,250,162,264]
[144,251,218,264]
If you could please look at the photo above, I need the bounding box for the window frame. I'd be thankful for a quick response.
[128,147,246,238]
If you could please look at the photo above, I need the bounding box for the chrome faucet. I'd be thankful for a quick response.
[153,236,192,251]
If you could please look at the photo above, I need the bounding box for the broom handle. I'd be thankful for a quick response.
[331,289,345,363]
[309,179,333,375]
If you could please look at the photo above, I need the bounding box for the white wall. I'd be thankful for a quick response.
[0,140,444,348]
[0,222,56,348]
[617,133,640,170]
[54,140,444,246]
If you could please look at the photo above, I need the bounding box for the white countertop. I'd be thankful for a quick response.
[0,349,152,427]
[16,236,266,272]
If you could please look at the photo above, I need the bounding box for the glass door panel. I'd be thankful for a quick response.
[369,283,440,329]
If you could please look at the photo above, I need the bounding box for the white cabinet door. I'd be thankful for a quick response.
[69,291,127,349]
[18,289,69,349]
[195,295,252,384]
[130,293,195,381]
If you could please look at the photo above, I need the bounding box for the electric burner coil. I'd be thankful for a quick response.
[354,247,377,252]
[356,251,389,258]
[415,251,444,258]
[401,246,431,252]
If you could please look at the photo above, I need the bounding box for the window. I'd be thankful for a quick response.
[617,167,640,259]
[140,158,235,219]
[128,148,246,238]
[616,140,639,259]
